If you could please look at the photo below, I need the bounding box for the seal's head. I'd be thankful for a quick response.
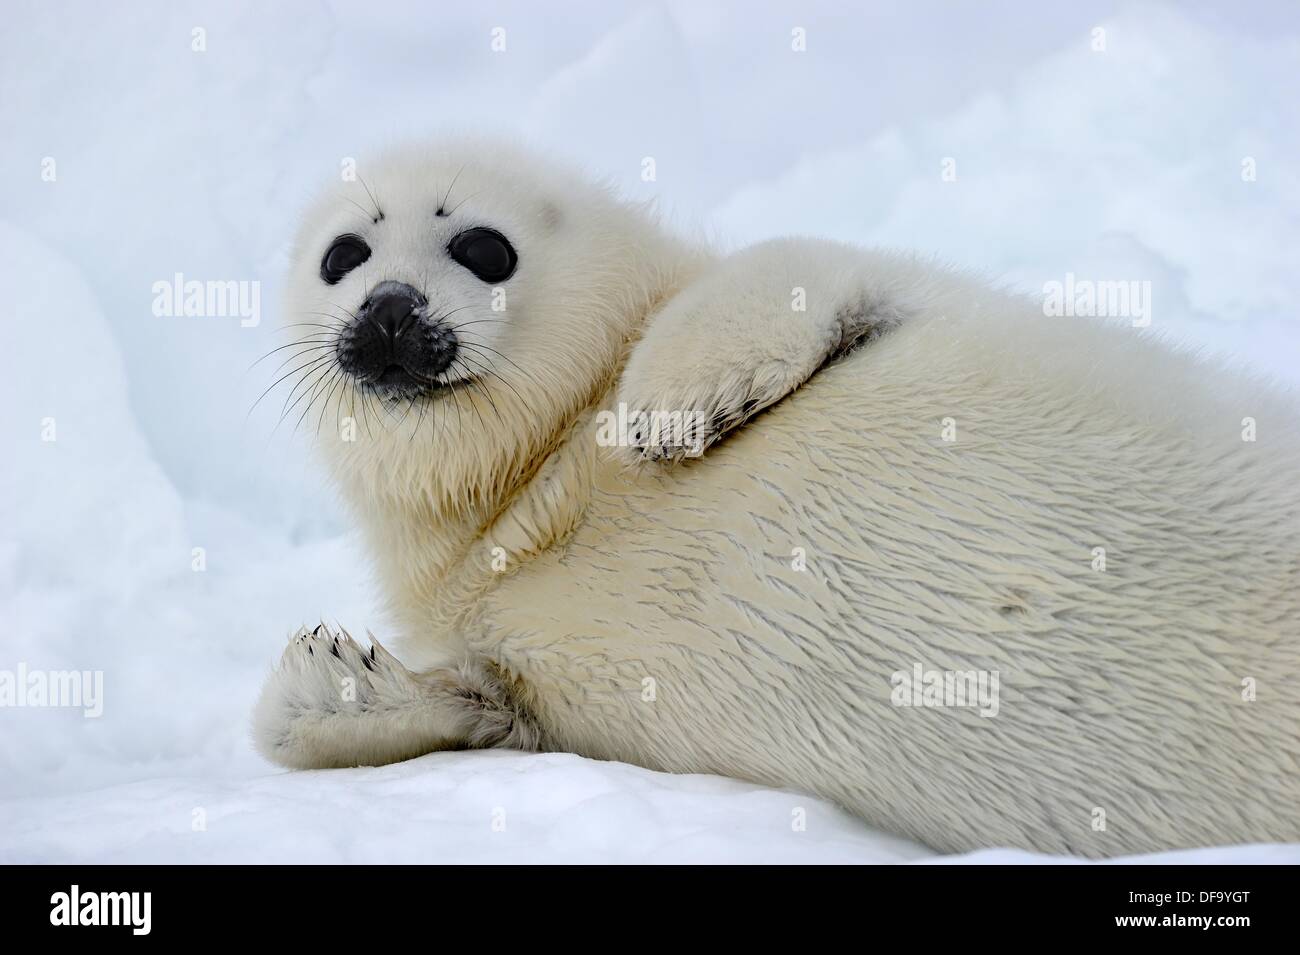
[279,139,694,509]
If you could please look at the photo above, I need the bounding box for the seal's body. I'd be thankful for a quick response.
[255,140,1300,856]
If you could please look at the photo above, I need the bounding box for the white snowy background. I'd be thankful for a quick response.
[1,0,1297,863]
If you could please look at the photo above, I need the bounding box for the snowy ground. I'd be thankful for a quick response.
[4,751,1296,865]
[2,1,1298,863]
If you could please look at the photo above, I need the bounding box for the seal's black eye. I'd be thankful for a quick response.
[320,235,371,285]
[447,228,517,283]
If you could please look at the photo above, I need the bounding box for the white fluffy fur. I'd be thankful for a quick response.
[254,138,1300,856]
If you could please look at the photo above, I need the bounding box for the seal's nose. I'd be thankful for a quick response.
[337,279,455,394]
[363,280,426,352]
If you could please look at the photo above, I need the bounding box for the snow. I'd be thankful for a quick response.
[3,751,1295,864]
[2,0,1297,863]
[1,752,931,864]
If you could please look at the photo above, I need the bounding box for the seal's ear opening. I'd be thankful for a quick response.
[539,202,562,232]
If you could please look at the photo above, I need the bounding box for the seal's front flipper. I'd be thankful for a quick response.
[252,625,539,769]
[614,239,912,464]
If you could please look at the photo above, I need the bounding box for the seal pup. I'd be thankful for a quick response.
[254,139,1300,856]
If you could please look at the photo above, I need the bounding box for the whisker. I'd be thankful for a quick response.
[427,304,476,330]
[357,382,376,441]
[317,367,348,439]
[313,305,358,323]
[346,382,358,442]
[454,344,530,407]
[248,353,334,419]
[439,373,466,434]
[341,208,377,231]
[408,389,430,443]
[437,163,467,216]
[248,338,335,373]
[276,355,336,429]
[293,365,340,436]
[443,189,485,218]
[468,377,502,431]
[448,358,491,431]
[357,173,383,221]
[390,389,419,432]
[258,345,337,382]
[342,195,376,225]
[283,321,346,332]
[444,318,511,332]
[448,353,502,419]
[456,339,531,379]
